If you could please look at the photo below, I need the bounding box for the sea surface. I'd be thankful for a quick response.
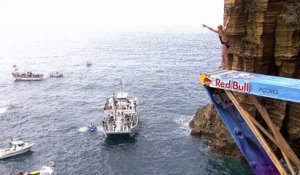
[0,26,253,174]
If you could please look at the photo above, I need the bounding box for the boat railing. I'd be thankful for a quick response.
[116,109,136,114]
[1,148,11,153]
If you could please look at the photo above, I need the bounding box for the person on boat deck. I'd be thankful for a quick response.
[89,121,94,127]
[124,115,131,129]
[113,121,116,131]
[109,116,114,124]
[203,17,230,69]
[8,137,13,148]
[103,120,108,130]
[104,99,109,110]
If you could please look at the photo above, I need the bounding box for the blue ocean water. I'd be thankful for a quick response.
[0,26,253,174]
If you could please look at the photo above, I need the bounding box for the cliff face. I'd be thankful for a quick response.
[190,0,300,157]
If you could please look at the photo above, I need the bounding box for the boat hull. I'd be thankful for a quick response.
[106,132,131,138]
[89,126,97,132]
[0,143,34,159]
[49,73,63,78]
[103,123,138,138]
[14,77,44,81]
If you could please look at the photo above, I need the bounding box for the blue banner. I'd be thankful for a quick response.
[199,70,300,103]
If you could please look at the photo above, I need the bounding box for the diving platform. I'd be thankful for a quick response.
[199,70,300,175]
[199,70,300,103]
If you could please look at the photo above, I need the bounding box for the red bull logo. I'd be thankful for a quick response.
[214,78,250,93]
[199,74,250,93]
[199,74,212,85]
[204,77,212,84]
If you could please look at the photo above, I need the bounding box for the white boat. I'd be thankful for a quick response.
[12,75,44,81]
[0,140,35,159]
[101,92,139,137]
[12,65,44,81]
[49,71,63,78]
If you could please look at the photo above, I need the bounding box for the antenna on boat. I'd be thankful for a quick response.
[120,79,123,91]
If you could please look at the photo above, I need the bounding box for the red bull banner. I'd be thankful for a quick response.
[199,70,300,103]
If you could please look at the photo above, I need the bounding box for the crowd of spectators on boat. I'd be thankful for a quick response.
[102,112,135,132]
[104,98,115,110]
[12,71,43,78]
[104,97,136,111]
[102,96,138,132]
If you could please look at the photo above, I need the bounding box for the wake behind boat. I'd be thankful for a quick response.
[17,166,54,175]
[12,65,44,81]
[101,92,139,137]
[0,138,34,159]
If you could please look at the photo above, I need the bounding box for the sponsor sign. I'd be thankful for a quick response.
[199,70,300,103]
[199,74,250,93]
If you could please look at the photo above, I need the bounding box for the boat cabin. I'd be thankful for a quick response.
[11,141,24,147]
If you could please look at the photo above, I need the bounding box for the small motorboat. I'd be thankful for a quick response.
[17,166,54,175]
[88,122,97,132]
[12,65,44,81]
[49,72,63,78]
[0,139,35,159]
[86,61,92,67]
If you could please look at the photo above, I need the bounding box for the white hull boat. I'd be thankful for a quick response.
[12,65,44,81]
[13,76,44,81]
[101,92,139,138]
[0,140,34,159]
[49,72,63,78]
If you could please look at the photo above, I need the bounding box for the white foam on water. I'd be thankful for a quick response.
[79,127,88,132]
[173,115,193,136]
[0,107,7,114]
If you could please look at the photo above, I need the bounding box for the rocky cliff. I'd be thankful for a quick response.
[190,0,300,157]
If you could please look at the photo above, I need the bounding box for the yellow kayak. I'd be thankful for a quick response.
[29,171,40,175]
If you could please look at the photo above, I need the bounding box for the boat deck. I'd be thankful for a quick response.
[102,93,138,136]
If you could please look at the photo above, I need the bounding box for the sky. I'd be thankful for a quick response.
[0,0,224,28]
